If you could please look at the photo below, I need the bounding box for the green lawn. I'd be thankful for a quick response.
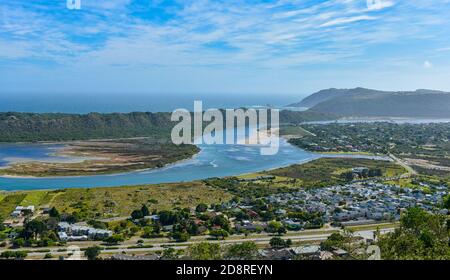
[19,191,49,206]
[0,193,27,218]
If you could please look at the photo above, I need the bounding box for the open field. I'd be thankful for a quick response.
[0,182,233,220]
[265,158,406,188]
[0,138,199,177]
[279,124,314,139]
[0,193,27,218]
[19,191,49,206]
[206,158,407,199]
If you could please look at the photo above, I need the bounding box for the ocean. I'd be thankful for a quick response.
[0,93,301,113]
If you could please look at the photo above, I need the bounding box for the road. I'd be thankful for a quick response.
[389,153,417,176]
[1,226,395,259]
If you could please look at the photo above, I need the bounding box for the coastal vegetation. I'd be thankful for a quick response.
[0,111,336,143]
[377,208,450,260]
[0,182,232,219]
[0,138,199,177]
[265,158,406,188]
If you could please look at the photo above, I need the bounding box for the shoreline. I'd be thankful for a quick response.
[0,148,202,180]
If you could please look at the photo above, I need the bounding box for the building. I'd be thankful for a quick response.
[10,205,35,217]
[57,222,112,241]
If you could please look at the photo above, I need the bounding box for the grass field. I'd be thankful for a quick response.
[0,193,26,218]
[19,191,49,206]
[279,125,314,138]
[265,158,406,188]
[45,182,232,218]
[0,182,233,219]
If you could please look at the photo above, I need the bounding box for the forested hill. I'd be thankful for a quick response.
[309,91,450,118]
[0,110,336,142]
[0,112,174,142]
[289,87,450,118]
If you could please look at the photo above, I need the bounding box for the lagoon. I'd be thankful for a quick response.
[0,139,322,191]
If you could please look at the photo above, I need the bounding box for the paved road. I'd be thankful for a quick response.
[389,153,417,175]
[3,226,395,259]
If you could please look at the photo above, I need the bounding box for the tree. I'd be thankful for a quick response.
[12,238,25,248]
[159,210,179,225]
[211,215,230,231]
[269,237,288,249]
[443,194,450,210]
[209,229,229,240]
[377,208,450,260]
[23,219,47,240]
[172,231,190,242]
[187,242,222,260]
[320,232,348,251]
[85,246,101,260]
[48,207,60,219]
[131,209,144,220]
[196,203,208,213]
[342,171,354,182]
[369,169,382,177]
[267,221,282,234]
[225,242,259,260]
[141,204,150,217]
[0,251,27,259]
[277,226,287,236]
[104,234,124,245]
[161,248,178,260]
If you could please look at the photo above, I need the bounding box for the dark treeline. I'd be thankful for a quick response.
[0,110,336,142]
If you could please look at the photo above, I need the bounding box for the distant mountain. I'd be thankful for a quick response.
[290,88,450,118]
[289,88,347,108]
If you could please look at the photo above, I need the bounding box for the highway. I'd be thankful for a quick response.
[1,226,395,259]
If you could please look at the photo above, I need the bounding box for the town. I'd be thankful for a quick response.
[1,167,448,260]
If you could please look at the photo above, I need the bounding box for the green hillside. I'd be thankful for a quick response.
[0,111,337,142]
[289,87,450,118]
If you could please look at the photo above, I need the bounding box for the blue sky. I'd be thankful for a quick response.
[1,0,450,98]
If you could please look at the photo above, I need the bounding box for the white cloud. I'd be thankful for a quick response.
[423,60,433,68]
[320,15,377,27]
[366,0,395,11]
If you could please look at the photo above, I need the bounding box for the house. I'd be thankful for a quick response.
[352,167,369,177]
[235,221,266,231]
[332,248,349,258]
[282,219,303,230]
[58,232,68,241]
[57,222,112,241]
[10,205,35,217]
[275,209,287,215]
[144,215,160,222]
[259,249,295,260]
[292,245,321,257]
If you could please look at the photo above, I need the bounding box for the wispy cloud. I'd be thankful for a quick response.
[320,15,377,27]
[1,0,450,93]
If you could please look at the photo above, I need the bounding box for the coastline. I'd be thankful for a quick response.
[0,147,202,180]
